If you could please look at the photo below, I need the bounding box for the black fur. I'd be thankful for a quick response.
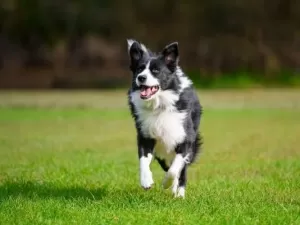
[127,39,203,196]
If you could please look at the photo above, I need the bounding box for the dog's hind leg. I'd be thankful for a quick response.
[162,141,191,198]
[162,153,186,191]
[168,164,187,198]
[176,166,187,198]
[155,157,169,172]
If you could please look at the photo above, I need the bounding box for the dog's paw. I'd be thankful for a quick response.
[170,179,185,198]
[174,187,185,198]
[140,171,154,189]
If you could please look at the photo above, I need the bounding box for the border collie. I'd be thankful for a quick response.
[127,39,202,198]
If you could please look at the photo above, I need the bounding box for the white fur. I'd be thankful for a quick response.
[171,177,185,198]
[139,153,154,189]
[171,180,185,198]
[130,87,188,195]
[155,141,175,167]
[136,61,160,88]
[169,154,186,178]
[176,187,185,198]
[130,90,186,153]
[163,154,186,189]
[129,62,193,197]
[177,67,192,92]
[172,177,179,194]
[127,39,135,52]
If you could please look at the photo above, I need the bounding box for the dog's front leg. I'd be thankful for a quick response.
[138,135,155,190]
[163,142,191,198]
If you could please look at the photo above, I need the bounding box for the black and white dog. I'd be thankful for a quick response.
[127,39,202,198]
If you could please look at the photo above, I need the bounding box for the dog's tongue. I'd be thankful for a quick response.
[140,87,152,97]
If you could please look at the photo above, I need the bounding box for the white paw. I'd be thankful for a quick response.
[139,154,154,189]
[170,179,185,198]
[140,171,154,189]
[175,187,185,198]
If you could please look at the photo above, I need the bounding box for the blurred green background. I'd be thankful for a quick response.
[1,2,300,223]
[0,0,300,89]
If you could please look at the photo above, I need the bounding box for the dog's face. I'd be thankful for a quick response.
[127,39,179,100]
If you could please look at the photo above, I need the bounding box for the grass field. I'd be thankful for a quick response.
[0,89,300,225]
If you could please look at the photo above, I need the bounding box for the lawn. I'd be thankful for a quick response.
[0,89,299,225]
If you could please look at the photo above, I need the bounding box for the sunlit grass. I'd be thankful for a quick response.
[0,89,299,224]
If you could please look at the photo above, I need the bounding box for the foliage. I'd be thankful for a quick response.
[0,0,300,88]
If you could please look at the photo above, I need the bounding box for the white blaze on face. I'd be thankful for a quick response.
[136,61,160,87]
[136,61,160,100]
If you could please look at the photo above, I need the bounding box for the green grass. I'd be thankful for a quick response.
[187,71,300,89]
[0,89,300,225]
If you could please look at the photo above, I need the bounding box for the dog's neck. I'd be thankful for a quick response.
[141,90,179,112]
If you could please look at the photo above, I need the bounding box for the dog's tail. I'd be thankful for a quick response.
[190,132,203,164]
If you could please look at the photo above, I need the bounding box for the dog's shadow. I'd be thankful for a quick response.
[0,181,108,201]
[0,180,163,203]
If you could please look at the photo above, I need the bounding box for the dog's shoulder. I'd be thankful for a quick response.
[175,84,200,111]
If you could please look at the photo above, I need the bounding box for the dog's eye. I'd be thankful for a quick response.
[136,66,145,74]
[151,69,160,74]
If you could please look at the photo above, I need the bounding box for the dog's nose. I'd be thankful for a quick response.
[137,75,146,83]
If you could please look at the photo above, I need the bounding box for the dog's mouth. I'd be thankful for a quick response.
[140,85,159,99]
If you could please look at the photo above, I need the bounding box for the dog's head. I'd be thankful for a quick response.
[127,39,180,101]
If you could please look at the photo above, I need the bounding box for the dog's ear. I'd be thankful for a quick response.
[161,42,179,72]
[127,39,148,64]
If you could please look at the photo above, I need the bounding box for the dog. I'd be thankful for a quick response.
[126,39,202,198]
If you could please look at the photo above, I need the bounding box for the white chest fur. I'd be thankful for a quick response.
[155,140,176,166]
[139,109,186,151]
[130,90,187,154]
